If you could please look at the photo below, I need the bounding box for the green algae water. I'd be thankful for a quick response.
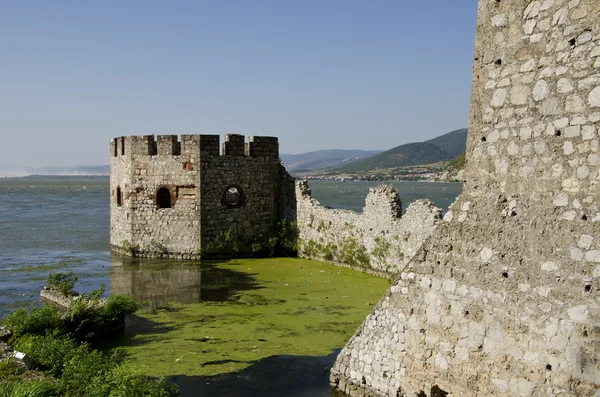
[111,257,389,376]
[0,176,461,396]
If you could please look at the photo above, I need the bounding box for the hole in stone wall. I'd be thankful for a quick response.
[583,329,588,337]
[431,385,448,397]
[502,272,509,278]
[555,130,562,137]
[113,141,118,157]
[481,137,487,142]
[546,364,552,371]
[569,38,576,47]
[121,137,125,155]
[417,391,427,397]
[585,285,591,292]
[156,187,172,209]
[581,214,588,221]
[116,187,122,207]
[495,59,502,66]
[222,186,244,208]
[464,310,470,316]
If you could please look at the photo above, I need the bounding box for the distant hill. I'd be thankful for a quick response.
[331,128,468,173]
[281,149,382,171]
[425,128,468,157]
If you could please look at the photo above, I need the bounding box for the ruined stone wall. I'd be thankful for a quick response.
[331,1,600,396]
[110,134,286,259]
[296,181,442,275]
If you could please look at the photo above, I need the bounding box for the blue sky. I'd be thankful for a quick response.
[1,1,478,167]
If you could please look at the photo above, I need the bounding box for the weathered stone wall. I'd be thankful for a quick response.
[296,181,442,275]
[110,134,289,258]
[199,135,285,251]
[110,135,202,258]
[331,1,600,396]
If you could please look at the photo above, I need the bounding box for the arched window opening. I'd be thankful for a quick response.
[116,187,123,207]
[156,187,172,209]
[222,186,243,208]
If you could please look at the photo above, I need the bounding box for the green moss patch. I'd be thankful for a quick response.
[114,258,389,377]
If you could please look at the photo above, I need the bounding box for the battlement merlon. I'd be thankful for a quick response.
[110,134,279,158]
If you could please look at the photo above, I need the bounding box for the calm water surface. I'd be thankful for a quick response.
[0,177,462,315]
[0,176,461,396]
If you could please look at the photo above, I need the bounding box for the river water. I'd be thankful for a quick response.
[0,176,461,396]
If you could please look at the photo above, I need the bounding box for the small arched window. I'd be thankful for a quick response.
[116,187,123,207]
[222,186,244,208]
[156,187,172,209]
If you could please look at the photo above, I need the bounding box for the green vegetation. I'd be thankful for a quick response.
[425,128,468,158]
[338,236,371,269]
[46,272,78,296]
[64,293,139,343]
[203,219,298,258]
[371,237,391,264]
[445,151,466,172]
[120,240,139,256]
[316,220,328,232]
[114,258,389,377]
[0,277,177,397]
[0,378,58,397]
[301,234,372,270]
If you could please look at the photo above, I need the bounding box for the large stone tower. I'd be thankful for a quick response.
[110,134,294,259]
[331,0,600,396]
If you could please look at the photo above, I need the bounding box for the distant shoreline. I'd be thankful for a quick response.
[0,174,109,180]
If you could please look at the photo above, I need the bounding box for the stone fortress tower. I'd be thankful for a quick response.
[331,0,600,396]
[110,134,294,259]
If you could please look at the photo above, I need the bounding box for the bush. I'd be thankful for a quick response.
[59,344,112,396]
[0,286,177,397]
[3,315,178,397]
[84,365,179,397]
[103,294,139,319]
[46,272,78,296]
[14,331,77,376]
[0,358,25,382]
[1,306,62,339]
[63,294,139,344]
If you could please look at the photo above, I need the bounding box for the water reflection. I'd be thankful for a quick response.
[110,254,261,308]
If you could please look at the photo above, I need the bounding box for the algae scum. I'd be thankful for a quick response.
[109,257,389,393]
